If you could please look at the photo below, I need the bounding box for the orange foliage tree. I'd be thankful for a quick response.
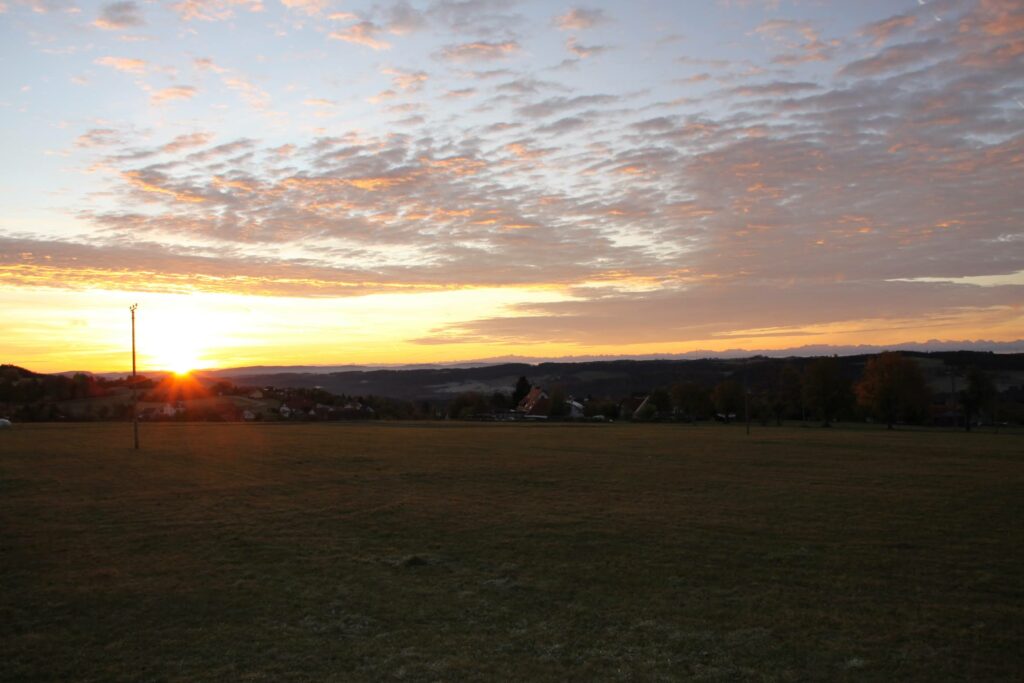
[856,352,931,429]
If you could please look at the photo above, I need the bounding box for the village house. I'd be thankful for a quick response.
[516,386,550,418]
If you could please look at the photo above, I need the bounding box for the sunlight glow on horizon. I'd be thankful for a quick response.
[1,0,1021,371]
[2,283,1020,374]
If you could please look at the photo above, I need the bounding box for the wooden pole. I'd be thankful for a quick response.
[131,304,139,450]
[745,390,750,436]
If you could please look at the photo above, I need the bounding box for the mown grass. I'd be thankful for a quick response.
[1,422,1022,681]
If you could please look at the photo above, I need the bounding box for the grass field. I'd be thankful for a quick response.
[2,422,1022,681]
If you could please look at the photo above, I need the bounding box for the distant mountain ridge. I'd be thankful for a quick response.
[205,339,1024,378]
[206,351,1024,403]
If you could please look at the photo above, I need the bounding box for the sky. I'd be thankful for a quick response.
[1,0,1022,373]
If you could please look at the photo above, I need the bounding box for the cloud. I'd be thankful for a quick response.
[838,39,948,78]
[958,0,1024,38]
[18,0,76,13]
[860,13,917,46]
[162,132,213,153]
[442,87,476,99]
[171,0,263,21]
[150,85,198,104]
[75,128,124,147]
[427,0,525,36]
[504,141,550,160]
[726,81,820,97]
[516,94,618,118]
[330,21,391,50]
[566,37,610,59]
[495,77,566,95]
[553,7,608,31]
[0,236,428,298]
[384,0,426,34]
[368,89,397,104]
[382,67,428,92]
[754,19,838,65]
[437,41,519,62]
[93,1,144,29]
[279,0,328,15]
[409,281,1023,348]
[303,97,337,107]
[121,169,206,202]
[19,1,1021,356]
[223,75,270,109]
[95,55,147,73]
[194,57,228,73]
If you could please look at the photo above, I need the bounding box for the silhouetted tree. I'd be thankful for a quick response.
[802,356,852,427]
[671,380,712,421]
[489,391,510,412]
[448,392,488,419]
[548,386,568,419]
[584,398,619,420]
[512,376,531,406]
[712,379,743,423]
[649,388,672,416]
[856,352,931,429]
[772,363,803,425]
[960,366,995,432]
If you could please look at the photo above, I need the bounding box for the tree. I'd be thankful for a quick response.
[584,398,619,420]
[855,352,931,429]
[771,363,803,425]
[489,391,510,413]
[649,388,672,416]
[711,379,743,423]
[960,366,995,432]
[802,356,852,427]
[671,381,712,421]
[447,392,488,419]
[512,376,531,406]
[547,385,568,419]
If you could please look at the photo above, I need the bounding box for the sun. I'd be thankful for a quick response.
[164,348,200,376]
[142,314,208,376]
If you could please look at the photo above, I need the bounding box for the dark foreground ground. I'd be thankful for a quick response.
[1,422,1022,681]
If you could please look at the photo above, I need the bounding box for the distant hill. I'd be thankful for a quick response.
[216,352,1024,402]
[1,364,44,380]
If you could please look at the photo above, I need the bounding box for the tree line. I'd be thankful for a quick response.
[0,354,1013,428]
[447,353,1009,430]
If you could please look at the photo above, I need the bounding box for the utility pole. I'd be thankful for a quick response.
[949,365,958,430]
[131,304,139,450]
[745,389,750,436]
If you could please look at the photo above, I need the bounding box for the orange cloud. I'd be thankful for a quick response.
[438,41,519,62]
[382,67,427,92]
[280,0,329,16]
[553,8,607,31]
[150,85,198,104]
[95,55,147,73]
[330,22,391,50]
[419,156,485,176]
[121,170,205,202]
[223,76,269,109]
[171,0,263,21]
[860,14,916,46]
[162,132,212,153]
